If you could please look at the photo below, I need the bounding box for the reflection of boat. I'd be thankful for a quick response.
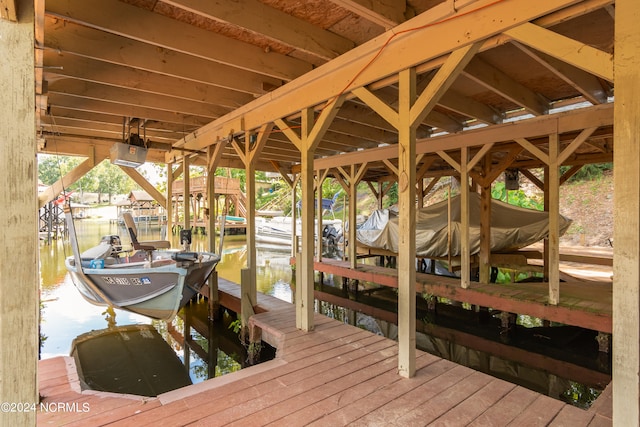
[64,212,220,321]
[357,194,571,258]
[71,324,192,397]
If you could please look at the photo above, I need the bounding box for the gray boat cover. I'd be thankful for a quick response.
[356,193,571,258]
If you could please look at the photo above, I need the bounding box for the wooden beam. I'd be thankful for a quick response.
[557,126,598,165]
[515,137,550,165]
[183,156,191,230]
[559,164,582,185]
[1,1,37,424]
[0,0,17,21]
[479,155,492,283]
[613,0,640,422]
[120,166,167,208]
[460,147,470,289]
[328,0,406,29]
[352,87,400,129]
[312,103,613,172]
[45,0,311,81]
[513,42,608,105]
[504,22,613,82]
[43,18,280,97]
[439,90,502,124]
[463,57,549,116]
[163,0,354,61]
[397,67,416,379]
[520,168,544,190]
[47,79,230,120]
[177,0,587,153]
[410,42,481,127]
[482,145,525,185]
[270,161,293,188]
[468,142,494,170]
[436,150,461,173]
[547,134,560,305]
[43,51,255,109]
[382,159,399,176]
[38,151,106,209]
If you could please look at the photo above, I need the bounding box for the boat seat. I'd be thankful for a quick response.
[122,212,171,251]
[79,243,118,268]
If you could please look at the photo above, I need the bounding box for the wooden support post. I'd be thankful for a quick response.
[460,147,470,289]
[613,0,640,422]
[1,2,38,424]
[166,163,174,237]
[276,97,344,332]
[232,125,270,327]
[183,155,191,231]
[397,68,417,378]
[479,156,492,284]
[348,166,358,269]
[299,139,315,331]
[548,133,560,304]
[316,171,324,262]
[417,177,425,208]
[245,150,258,308]
[290,175,299,258]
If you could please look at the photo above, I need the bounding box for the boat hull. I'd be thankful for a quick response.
[66,252,219,320]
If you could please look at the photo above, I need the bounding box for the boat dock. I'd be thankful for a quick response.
[312,256,612,334]
[38,279,612,426]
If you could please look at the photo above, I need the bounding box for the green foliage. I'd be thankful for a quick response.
[561,382,602,409]
[491,182,543,211]
[561,163,612,183]
[38,155,82,185]
[229,318,242,334]
[38,155,138,201]
[384,182,398,208]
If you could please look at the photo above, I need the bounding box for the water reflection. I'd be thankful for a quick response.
[40,218,606,407]
[39,219,288,385]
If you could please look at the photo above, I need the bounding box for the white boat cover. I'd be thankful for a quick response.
[356,193,571,258]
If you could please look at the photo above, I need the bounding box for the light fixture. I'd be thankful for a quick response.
[110,142,147,168]
[110,117,148,168]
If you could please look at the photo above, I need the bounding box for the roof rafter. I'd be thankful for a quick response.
[45,0,312,81]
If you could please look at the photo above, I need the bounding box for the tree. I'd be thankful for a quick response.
[94,161,137,203]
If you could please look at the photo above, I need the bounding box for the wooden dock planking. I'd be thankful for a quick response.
[426,378,517,426]
[467,385,542,426]
[265,353,440,427]
[37,285,612,426]
[313,258,612,333]
[507,395,568,426]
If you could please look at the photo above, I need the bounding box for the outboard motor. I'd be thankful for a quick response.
[100,235,122,251]
[180,229,192,251]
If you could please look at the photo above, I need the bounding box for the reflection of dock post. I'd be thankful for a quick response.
[208,271,219,320]
[240,268,256,334]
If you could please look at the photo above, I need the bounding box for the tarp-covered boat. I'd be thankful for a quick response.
[357,193,571,258]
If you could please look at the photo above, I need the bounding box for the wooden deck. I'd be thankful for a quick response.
[38,280,612,426]
[314,258,612,334]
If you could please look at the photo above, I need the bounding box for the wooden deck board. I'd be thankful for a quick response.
[312,258,612,333]
[468,386,542,426]
[37,287,612,426]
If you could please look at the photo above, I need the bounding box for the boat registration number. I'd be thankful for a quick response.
[103,276,152,286]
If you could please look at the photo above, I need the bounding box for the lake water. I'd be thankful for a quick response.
[39,217,293,387]
[39,215,607,406]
